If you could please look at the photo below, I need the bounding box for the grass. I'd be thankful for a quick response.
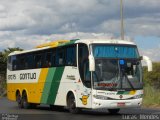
[142,84,160,108]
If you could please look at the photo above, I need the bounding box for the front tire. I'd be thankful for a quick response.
[108,109,120,114]
[67,94,81,114]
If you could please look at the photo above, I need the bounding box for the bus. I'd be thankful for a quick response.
[7,39,152,114]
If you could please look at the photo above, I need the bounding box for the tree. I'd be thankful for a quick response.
[0,47,23,96]
[143,62,160,89]
[0,47,23,76]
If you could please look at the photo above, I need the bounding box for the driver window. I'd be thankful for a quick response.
[126,61,139,76]
[84,61,91,88]
[78,43,91,88]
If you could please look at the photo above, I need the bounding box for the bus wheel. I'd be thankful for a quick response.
[16,92,22,108]
[50,105,64,111]
[21,92,30,109]
[108,109,120,114]
[67,94,80,114]
[30,103,37,109]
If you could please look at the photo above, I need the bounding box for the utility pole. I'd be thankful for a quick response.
[120,0,125,40]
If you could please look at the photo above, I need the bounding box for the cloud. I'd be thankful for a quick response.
[0,0,159,61]
[0,0,159,36]
[0,15,35,31]
[0,32,114,50]
[0,40,15,48]
[139,47,160,62]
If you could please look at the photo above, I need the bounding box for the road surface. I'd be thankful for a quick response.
[0,97,160,120]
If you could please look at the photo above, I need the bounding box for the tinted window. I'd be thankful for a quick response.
[44,52,52,67]
[66,45,77,66]
[7,56,12,70]
[11,56,17,70]
[93,45,139,58]
[18,55,26,70]
[78,44,90,88]
[8,45,77,71]
[56,48,65,66]
[52,50,56,67]
[34,53,43,68]
[26,54,34,69]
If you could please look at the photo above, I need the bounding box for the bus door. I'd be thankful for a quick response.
[77,43,92,108]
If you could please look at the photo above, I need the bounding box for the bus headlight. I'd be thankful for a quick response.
[93,95,108,100]
[133,94,143,99]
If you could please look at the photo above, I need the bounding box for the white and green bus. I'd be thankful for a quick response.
[7,39,152,114]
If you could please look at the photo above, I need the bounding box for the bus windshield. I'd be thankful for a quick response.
[92,44,143,90]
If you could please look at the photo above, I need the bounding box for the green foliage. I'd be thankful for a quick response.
[0,47,23,97]
[0,47,23,75]
[143,62,160,89]
[142,62,160,107]
[143,84,160,107]
[1,47,23,62]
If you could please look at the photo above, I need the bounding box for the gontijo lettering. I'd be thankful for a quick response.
[20,73,36,80]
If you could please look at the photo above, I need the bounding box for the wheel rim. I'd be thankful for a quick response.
[23,99,27,106]
[69,95,76,110]
[22,93,29,108]
[23,95,27,105]
[16,94,21,104]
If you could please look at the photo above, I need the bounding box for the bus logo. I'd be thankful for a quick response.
[119,95,123,99]
[80,95,89,105]
[66,75,76,80]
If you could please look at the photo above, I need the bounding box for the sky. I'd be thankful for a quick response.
[0,0,159,62]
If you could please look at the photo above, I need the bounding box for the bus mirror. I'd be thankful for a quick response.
[139,56,143,60]
[142,56,152,72]
[89,55,95,71]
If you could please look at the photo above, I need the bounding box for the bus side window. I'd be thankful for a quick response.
[66,45,77,66]
[52,50,56,67]
[44,52,52,67]
[34,54,43,68]
[12,60,17,70]
[7,56,12,70]
[11,55,17,71]
[56,48,65,66]
[26,54,34,69]
[19,55,26,70]
[84,61,91,88]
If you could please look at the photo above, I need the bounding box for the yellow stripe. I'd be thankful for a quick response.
[33,68,49,103]
[36,40,69,48]
[7,68,49,103]
[129,90,136,95]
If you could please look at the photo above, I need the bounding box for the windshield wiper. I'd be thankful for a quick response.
[123,73,135,90]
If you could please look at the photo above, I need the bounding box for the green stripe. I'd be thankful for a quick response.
[65,39,78,45]
[117,91,130,95]
[41,68,56,103]
[47,67,65,104]
[58,39,78,47]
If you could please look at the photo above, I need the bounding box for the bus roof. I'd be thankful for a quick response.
[75,39,135,45]
[8,39,136,56]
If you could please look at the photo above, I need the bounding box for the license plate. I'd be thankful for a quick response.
[117,102,125,107]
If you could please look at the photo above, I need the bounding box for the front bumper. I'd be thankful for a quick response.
[92,98,142,109]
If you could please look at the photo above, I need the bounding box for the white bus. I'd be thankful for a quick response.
[7,39,152,114]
